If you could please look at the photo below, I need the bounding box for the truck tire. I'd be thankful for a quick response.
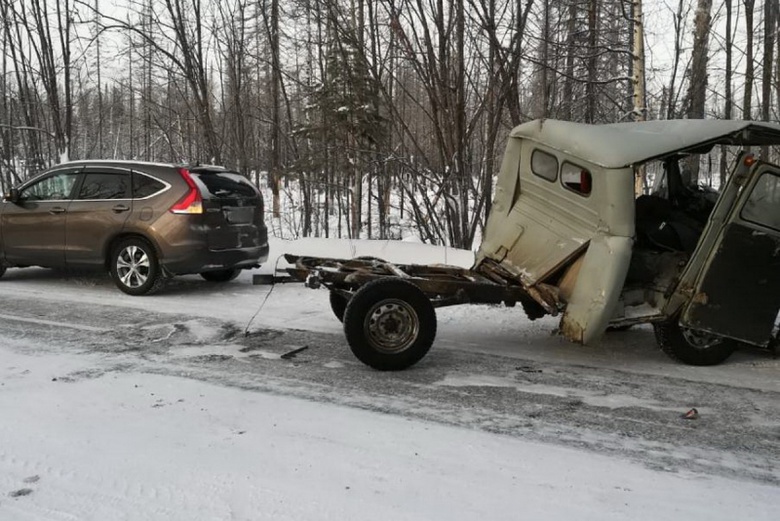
[0,265,5,279]
[343,278,437,371]
[653,317,737,366]
[329,290,348,322]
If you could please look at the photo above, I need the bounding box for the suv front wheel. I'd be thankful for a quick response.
[110,238,165,296]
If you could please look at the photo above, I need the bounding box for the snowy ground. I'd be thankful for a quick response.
[1,238,779,519]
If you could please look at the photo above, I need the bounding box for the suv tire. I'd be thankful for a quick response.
[111,238,165,296]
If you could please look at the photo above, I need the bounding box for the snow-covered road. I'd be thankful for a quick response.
[1,238,779,519]
[2,344,778,521]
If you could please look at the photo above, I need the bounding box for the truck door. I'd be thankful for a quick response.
[682,166,780,346]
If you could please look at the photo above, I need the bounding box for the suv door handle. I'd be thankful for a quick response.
[112,205,130,213]
[49,207,67,214]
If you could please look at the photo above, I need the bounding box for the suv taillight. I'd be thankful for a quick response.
[170,168,203,214]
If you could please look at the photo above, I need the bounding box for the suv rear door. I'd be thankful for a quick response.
[1,167,82,266]
[65,166,133,265]
[681,165,780,346]
[189,169,264,251]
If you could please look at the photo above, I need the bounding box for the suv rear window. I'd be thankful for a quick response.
[192,172,257,199]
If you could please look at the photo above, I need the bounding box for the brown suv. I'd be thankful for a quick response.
[0,161,269,295]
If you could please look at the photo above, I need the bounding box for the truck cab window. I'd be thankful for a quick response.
[742,172,780,231]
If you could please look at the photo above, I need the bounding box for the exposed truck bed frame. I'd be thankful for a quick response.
[275,254,562,370]
[282,254,557,318]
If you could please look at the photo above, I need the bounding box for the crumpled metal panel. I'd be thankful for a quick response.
[559,235,633,344]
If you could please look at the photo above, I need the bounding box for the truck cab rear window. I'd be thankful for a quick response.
[561,162,592,196]
[531,149,558,182]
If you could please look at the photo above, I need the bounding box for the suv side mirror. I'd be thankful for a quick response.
[3,188,19,203]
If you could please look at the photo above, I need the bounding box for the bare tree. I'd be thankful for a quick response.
[663,0,690,120]
[720,0,733,185]
[92,0,104,158]
[761,0,777,159]
[683,0,712,184]
[631,0,647,122]
[215,0,254,172]
[3,0,772,246]
[268,0,283,218]
[585,0,599,123]
[1,0,45,177]
[13,0,76,161]
[93,0,223,162]
[743,0,755,119]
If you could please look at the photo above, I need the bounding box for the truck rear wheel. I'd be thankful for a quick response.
[343,278,437,371]
[654,317,737,366]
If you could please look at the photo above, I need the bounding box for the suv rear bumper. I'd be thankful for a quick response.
[162,242,269,275]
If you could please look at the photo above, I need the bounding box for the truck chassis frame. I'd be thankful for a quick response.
[278,254,557,371]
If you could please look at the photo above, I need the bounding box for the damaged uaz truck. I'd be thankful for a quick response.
[284,119,780,370]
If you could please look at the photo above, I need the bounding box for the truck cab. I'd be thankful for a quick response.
[475,119,780,365]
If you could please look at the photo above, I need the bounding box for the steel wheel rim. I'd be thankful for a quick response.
[116,245,150,289]
[682,327,721,350]
[364,298,419,354]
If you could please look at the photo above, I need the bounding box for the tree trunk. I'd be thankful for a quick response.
[270,0,282,218]
[586,0,599,123]
[665,0,685,120]
[720,0,733,186]
[761,0,777,159]
[539,0,550,119]
[743,0,755,120]
[563,2,578,121]
[632,0,646,196]
[683,0,712,185]
[94,0,103,158]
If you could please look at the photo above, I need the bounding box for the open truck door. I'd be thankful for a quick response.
[681,166,780,347]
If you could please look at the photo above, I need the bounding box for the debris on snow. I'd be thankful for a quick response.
[281,345,309,359]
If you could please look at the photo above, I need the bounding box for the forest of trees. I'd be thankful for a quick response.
[0,0,777,248]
